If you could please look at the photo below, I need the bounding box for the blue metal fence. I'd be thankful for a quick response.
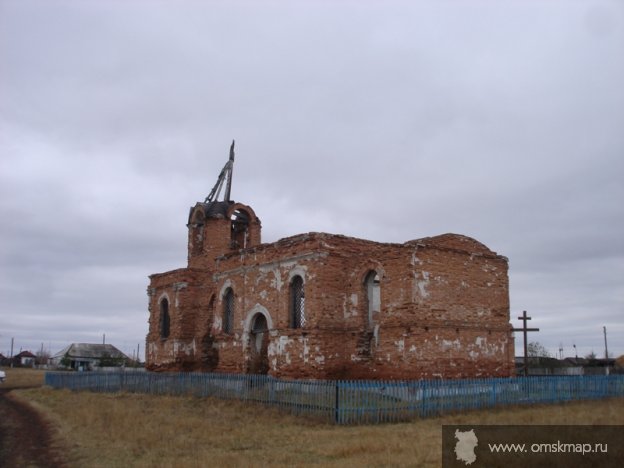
[44,372,624,424]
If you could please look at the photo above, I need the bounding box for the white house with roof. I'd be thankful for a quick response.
[51,343,129,371]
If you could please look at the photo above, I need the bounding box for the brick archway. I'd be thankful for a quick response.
[248,313,269,374]
[243,305,273,375]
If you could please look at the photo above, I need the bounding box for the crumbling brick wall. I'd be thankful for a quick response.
[146,199,514,379]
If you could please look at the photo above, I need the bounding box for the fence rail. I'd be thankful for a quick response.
[44,372,624,424]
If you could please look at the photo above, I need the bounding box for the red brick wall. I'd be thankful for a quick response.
[146,206,514,379]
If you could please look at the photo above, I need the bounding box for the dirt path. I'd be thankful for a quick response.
[0,387,67,468]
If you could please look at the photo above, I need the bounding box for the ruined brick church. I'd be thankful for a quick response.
[146,143,515,379]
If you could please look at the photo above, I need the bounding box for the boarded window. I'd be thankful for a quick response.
[290,275,305,328]
[160,298,170,339]
[223,288,234,334]
[365,271,381,326]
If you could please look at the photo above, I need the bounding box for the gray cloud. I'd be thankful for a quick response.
[1,0,623,360]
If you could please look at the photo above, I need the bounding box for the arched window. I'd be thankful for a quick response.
[251,313,268,353]
[365,271,381,326]
[290,275,305,328]
[160,298,170,339]
[230,209,250,249]
[223,288,234,334]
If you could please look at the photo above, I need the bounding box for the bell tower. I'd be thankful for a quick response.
[186,141,261,268]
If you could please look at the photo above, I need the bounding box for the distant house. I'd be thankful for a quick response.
[583,357,617,375]
[515,356,577,375]
[15,350,36,367]
[562,357,589,367]
[51,343,129,371]
[515,356,618,376]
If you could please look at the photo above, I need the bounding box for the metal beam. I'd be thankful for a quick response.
[204,140,235,203]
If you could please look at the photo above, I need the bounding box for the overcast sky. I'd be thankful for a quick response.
[1,0,622,362]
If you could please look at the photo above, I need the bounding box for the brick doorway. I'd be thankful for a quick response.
[248,313,269,374]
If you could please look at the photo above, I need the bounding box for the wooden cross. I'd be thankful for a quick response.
[512,310,540,377]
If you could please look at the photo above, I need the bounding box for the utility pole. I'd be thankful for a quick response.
[603,326,609,360]
[512,311,540,377]
[10,337,14,368]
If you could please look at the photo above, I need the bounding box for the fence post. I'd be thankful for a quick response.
[334,381,340,424]
[491,378,497,407]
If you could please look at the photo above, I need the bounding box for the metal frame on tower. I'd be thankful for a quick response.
[204,140,235,203]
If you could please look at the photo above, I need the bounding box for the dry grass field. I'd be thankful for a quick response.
[0,366,46,389]
[11,377,624,468]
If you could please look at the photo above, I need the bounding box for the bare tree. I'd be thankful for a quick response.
[527,341,551,358]
[35,349,51,366]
